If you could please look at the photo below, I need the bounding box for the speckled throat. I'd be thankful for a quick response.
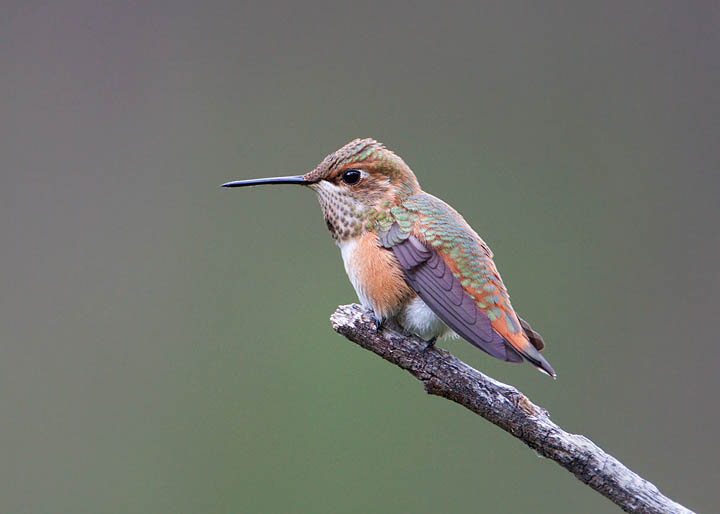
[310,180,370,242]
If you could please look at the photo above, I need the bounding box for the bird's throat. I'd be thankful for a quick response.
[311,181,369,242]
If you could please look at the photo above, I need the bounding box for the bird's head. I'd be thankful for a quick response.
[222,139,421,241]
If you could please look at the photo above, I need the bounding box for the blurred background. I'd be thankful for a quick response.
[1,1,718,512]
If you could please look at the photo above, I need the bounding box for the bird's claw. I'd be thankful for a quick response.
[422,337,437,353]
[373,316,383,331]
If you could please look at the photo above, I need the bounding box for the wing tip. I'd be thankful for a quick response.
[523,352,557,379]
[536,363,557,379]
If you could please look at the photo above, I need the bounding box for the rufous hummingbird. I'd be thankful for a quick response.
[223,139,556,377]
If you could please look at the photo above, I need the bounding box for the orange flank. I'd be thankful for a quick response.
[346,232,413,319]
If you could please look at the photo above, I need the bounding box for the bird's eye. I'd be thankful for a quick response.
[341,169,362,185]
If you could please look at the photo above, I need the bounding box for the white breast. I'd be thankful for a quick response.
[338,238,372,310]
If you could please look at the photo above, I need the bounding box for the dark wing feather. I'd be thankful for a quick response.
[391,234,522,363]
[519,316,545,351]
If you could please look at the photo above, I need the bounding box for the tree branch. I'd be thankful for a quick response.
[330,304,694,514]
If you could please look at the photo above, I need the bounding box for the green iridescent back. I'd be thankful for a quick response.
[379,192,523,337]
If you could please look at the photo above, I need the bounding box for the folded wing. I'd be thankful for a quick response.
[390,234,523,363]
[381,220,555,377]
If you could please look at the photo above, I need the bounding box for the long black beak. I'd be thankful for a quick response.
[221,175,310,188]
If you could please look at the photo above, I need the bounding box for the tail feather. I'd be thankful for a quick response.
[517,346,556,379]
[501,335,556,378]
[519,316,545,351]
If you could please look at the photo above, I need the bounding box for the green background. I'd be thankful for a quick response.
[2,1,718,513]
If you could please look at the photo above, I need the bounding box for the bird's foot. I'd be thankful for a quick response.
[421,337,437,353]
[372,315,384,332]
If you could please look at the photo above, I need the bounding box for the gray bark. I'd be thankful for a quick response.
[330,303,694,514]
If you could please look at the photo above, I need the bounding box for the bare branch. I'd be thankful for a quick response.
[331,304,694,514]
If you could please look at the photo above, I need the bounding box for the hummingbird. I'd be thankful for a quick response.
[222,139,555,377]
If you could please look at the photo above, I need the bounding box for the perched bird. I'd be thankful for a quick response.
[223,139,555,377]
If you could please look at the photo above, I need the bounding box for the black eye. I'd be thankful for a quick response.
[341,169,362,185]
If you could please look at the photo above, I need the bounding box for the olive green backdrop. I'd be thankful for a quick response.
[1,1,718,513]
